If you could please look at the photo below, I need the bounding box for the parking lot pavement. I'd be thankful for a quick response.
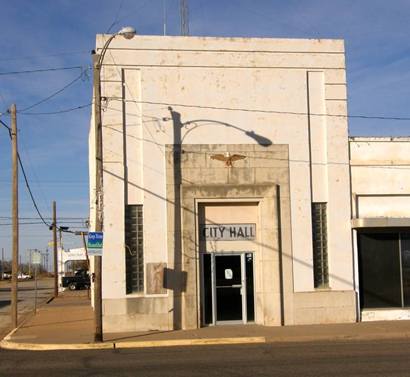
[0,278,54,337]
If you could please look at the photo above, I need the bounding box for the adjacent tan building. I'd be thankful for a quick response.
[89,34,358,334]
[350,137,410,321]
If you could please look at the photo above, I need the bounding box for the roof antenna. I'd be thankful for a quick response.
[163,0,167,36]
[180,0,189,36]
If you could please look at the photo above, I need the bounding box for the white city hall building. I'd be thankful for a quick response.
[89,34,410,334]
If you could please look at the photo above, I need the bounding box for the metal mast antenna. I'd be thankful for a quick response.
[180,0,189,36]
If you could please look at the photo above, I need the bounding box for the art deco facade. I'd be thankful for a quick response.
[89,34,409,334]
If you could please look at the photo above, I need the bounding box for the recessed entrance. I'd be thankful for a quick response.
[201,252,254,325]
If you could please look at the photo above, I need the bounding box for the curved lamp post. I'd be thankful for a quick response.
[92,27,136,342]
[93,26,136,230]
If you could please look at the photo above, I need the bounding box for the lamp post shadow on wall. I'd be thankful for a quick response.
[166,106,272,329]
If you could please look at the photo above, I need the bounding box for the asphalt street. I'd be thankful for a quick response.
[1,338,410,377]
[0,278,54,337]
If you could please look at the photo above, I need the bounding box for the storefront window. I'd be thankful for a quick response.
[401,233,410,306]
[358,231,410,309]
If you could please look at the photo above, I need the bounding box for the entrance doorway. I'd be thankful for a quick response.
[201,253,254,325]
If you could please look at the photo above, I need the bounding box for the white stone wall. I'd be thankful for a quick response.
[90,35,354,331]
[350,137,410,218]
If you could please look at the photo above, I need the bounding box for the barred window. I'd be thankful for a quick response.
[125,205,144,293]
[312,202,329,288]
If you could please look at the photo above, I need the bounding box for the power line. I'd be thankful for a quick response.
[0,66,85,76]
[19,103,92,115]
[0,51,89,62]
[109,0,151,27]
[0,217,87,220]
[0,117,50,227]
[107,98,410,122]
[0,222,50,226]
[0,119,76,234]
[0,119,11,130]
[0,222,87,226]
[19,68,90,112]
[10,95,410,121]
[18,136,50,212]
[106,0,126,33]
[17,152,51,228]
[0,180,88,187]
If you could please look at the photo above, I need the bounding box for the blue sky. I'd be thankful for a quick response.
[0,0,409,264]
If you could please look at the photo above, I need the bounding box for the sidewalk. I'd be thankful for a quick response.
[3,291,410,351]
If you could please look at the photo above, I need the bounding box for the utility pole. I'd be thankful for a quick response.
[10,104,18,329]
[93,53,103,342]
[180,0,189,36]
[52,201,58,297]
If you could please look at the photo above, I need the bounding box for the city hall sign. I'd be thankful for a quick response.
[200,223,256,241]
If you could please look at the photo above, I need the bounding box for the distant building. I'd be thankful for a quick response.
[88,34,409,334]
[58,247,87,291]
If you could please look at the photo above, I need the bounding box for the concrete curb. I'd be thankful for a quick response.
[0,336,266,352]
[0,339,113,351]
[114,336,266,349]
[3,331,410,352]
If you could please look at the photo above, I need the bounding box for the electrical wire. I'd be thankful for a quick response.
[0,217,86,220]
[0,119,49,226]
[120,99,410,121]
[19,103,92,115]
[0,223,87,226]
[110,0,151,28]
[0,119,76,234]
[0,119,11,130]
[106,0,126,33]
[18,136,50,212]
[0,66,84,76]
[17,152,51,228]
[0,51,89,62]
[0,222,51,226]
[10,95,410,121]
[100,97,410,122]
[19,68,90,112]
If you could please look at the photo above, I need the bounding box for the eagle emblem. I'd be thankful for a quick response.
[210,152,247,167]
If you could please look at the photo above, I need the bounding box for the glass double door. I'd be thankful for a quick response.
[202,253,254,325]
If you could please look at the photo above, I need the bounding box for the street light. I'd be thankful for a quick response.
[92,26,136,342]
[94,26,137,68]
[118,26,137,40]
